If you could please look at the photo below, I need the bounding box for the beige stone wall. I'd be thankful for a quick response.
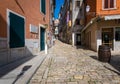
[91,23,97,51]
[84,20,120,51]
[84,22,97,51]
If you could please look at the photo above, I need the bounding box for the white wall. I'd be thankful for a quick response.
[72,0,80,27]
[96,30,102,51]
[25,39,39,55]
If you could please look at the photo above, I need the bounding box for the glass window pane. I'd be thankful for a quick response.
[104,0,109,8]
[115,27,120,41]
[110,0,114,8]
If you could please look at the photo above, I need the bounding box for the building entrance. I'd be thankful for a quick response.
[102,28,113,49]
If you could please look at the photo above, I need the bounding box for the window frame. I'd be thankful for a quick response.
[102,0,116,10]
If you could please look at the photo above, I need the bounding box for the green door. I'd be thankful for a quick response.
[9,12,25,48]
[40,27,45,51]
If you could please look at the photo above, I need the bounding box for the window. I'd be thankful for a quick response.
[75,19,80,25]
[115,27,120,41]
[41,0,46,14]
[103,0,116,9]
[75,1,80,8]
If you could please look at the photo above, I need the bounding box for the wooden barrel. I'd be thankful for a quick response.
[98,45,111,62]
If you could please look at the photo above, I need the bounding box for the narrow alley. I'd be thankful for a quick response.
[1,0,120,84]
[29,40,120,84]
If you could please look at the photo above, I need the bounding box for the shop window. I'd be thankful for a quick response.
[115,27,120,41]
[103,0,116,9]
[118,19,120,23]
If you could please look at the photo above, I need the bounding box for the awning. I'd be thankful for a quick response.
[104,15,120,20]
[81,17,100,32]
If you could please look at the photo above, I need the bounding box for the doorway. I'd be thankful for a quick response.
[40,27,45,51]
[102,28,113,49]
[76,34,81,46]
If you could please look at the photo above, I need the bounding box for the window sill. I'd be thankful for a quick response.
[102,7,117,11]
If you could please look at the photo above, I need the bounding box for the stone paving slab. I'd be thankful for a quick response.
[29,40,120,84]
[0,51,47,84]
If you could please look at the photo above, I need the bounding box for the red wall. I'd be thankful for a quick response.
[0,0,50,39]
[85,0,120,24]
[96,0,120,16]
[86,0,97,24]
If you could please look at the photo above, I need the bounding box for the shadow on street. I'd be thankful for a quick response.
[0,13,37,79]
[12,65,32,84]
[90,54,120,75]
[0,55,36,78]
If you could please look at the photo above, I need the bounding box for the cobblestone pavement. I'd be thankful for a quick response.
[29,40,120,84]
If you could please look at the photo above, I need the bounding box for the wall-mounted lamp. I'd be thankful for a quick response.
[44,24,48,28]
[86,5,96,16]
[86,5,90,13]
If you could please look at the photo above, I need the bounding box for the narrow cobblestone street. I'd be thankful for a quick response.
[29,40,120,84]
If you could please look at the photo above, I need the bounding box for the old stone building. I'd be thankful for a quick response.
[0,0,55,66]
[82,0,120,51]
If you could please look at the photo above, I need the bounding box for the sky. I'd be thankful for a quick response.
[54,0,64,19]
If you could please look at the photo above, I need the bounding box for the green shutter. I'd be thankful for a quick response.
[9,12,25,48]
[41,0,46,14]
[40,27,45,51]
